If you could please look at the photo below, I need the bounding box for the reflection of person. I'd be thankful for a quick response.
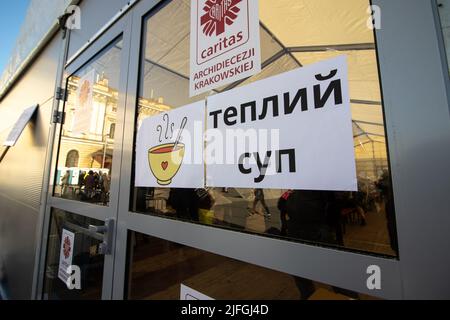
[252,189,271,219]
[101,173,111,205]
[286,191,335,243]
[277,190,293,236]
[84,171,96,199]
[61,172,70,196]
[168,188,199,222]
[93,172,100,189]
[135,187,151,212]
[339,191,367,226]
[196,188,216,224]
[376,170,398,254]
[286,190,357,300]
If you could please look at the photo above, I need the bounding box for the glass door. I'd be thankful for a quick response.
[107,0,403,300]
[42,209,110,299]
[36,14,132,300]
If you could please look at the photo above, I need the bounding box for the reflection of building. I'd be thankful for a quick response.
[58,76,171,171]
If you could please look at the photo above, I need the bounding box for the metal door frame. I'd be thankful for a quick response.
[33,10,134,300]
[113,0,402,299]
[111,0,450,300]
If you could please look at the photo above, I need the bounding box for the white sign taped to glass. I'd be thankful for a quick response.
[135,56,356,191]
[190,0,261,96]
[135,101,205,188]
[72,69,96,134]
[206,56,357,191]
[58,229,75,284]
[180,284,214,300]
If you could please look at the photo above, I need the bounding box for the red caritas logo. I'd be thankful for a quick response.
[63,236,72,259]
[201,0,243,37]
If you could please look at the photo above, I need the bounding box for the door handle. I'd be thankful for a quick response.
[88,218,114,255]
[88,225,108,234]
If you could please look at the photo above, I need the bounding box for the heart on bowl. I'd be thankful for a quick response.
[148,143,185,186]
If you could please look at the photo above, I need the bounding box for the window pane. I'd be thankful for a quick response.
[126,232,378,300]
[54,39,123,206]
[43,209,105,300]
[131,1,398,257]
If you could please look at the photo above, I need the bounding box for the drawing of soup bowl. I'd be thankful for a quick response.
[148,143,185,185]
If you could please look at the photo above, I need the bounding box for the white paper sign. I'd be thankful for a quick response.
[3,104,38,147]
[72,69,96,134]
[190,0,261,97]
[180,284,214,300]
[206,56,357,191]
[135,101,205,188]
[58,229,75,284]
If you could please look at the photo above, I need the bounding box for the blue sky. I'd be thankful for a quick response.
[0,0,30,76]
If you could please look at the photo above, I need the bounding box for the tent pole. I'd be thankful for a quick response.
[0,147,10,163]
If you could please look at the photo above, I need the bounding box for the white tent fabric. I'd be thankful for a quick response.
[141,0,387,156]
[260,0,375,47]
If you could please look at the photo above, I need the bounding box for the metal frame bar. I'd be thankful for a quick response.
[144,58,189,81]
[288,43,376,53]
[32,27,72,300]
[260,22,302,68]
[354,132,385,139]
[354,140,385,148]
[353,121,374,141]
[0,146,10,162]
[353,120,384,127]
[351,99,382,106]
[372,0,450,299]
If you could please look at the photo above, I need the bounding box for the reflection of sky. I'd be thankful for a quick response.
[141,63,207,109]
[73,41,124,91]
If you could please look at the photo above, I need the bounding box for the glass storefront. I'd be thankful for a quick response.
[129,0,398,257]
[0,0,442,301]
[18,0,448,301]
[53,39,123,207]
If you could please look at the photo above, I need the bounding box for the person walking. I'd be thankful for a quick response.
[277,190,293,236]
[101,173,111,205]
[61,171,70,196]
[252,188,271,219]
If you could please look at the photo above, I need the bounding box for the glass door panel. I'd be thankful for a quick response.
[53,39,123,207]
[43,209,106,300]
[40,14,132,300]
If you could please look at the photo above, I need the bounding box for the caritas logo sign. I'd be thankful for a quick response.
[201,0,242,37]
[190,0,261,97]
[63,236,72,259]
